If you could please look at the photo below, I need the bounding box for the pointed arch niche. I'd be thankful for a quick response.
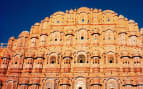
[105,78,119,89]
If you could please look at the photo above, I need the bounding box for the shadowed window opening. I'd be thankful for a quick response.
[15,62,17,64]
[82,19,84,22]
[51,61,55,64]
[88,20,90,23]
[50,56,56,64]
[109,60,113,63]
[55,39,57,41]
[81,36,84,40]
[79,87,82,89]
[107,18,110,22]
[109,56,114,64]
[80,60,83,63]
[57,21,59,23]
[77,55,85,63]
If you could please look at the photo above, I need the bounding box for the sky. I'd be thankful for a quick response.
[0,0,143,43]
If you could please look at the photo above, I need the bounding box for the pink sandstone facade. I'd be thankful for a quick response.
[0,7,143,89]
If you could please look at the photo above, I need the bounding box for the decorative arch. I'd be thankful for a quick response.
[74,77,87,89]
[49,31,63,43]
[105,78,119,89]
[47,52,60,64]
[77,7,91,14]
[11,54,23,66]
[40,34,47,46]
[104,51,117,64]
[50,56,56,64]
[51,11,65,25]
[42,78,56,89]
[76,28,89,41]
[75,51,88,63]
[76,8,91,24]
[103,29,115,41]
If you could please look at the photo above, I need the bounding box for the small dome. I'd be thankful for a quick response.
[34,22,40,26]
[69,9,74,13]
[125,18,128,21]
[52,11,65,16]
[93,8,98,12]
[103,10,115,14]
[119,15,124,19]
[18,31,29,38]
[99,9,102,12]
[9,36,15,40]
[44,17,49,21]
[140,28,143,34]
[129,20,135,23]
[77,7,91,13]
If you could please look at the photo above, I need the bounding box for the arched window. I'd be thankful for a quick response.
[77,55,85,63]
[43,79,55,89]
[119,33,126,45]
[129,36,137,45]
[106,79,118,89]
[78,29,87,41]
[40,35,46,46]
[31,38,37,47]
[50,56,56,64]
[104,30,114,41]
[109,56,114,64]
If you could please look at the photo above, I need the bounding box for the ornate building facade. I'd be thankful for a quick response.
[0,7,143,89]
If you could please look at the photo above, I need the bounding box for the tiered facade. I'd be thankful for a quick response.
[0,7,143,89]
